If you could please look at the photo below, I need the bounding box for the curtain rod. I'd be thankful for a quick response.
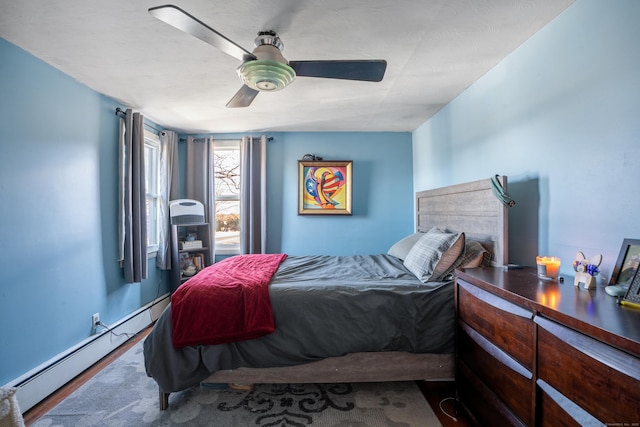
[144,123,163,133]
[179,138,237,142]
[179,136,274,142]
[116,108,273,141]
[114,107,162,134]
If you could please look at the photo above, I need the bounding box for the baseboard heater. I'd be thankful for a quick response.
[5,294,170,413]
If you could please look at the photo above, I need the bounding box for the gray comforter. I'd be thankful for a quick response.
[144,254,454,392]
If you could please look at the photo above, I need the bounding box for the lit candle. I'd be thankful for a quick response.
[537,256,561,279]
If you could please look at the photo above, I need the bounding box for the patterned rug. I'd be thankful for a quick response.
[32,341,442,426]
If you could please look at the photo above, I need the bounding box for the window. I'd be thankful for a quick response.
[144,130,160,255]
[214,140,241,254]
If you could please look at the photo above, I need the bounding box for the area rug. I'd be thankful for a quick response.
[32,341,442,426]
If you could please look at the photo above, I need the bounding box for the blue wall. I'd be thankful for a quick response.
[413,0,640,282]
[0,39,169,386]
[187,131,415,256]
[267,132,414,255]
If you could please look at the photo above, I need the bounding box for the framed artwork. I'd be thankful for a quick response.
[609,238,640,286]
[298,160,352,215]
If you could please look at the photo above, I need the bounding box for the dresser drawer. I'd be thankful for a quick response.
[458,321,533,425]
[458,361,527,427]
[457,279,535,370]
[536,316,640,424]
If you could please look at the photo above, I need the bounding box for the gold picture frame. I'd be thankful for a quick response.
[298,160,352,215]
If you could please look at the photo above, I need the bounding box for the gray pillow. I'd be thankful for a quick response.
[458,240,491,268]
[404,227,465,282]
[387,232,424,260]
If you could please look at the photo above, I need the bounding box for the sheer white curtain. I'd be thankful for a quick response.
[184,136,216,261]
[118,109,147,282]
[240,135,268,254]
[155,130,179,270]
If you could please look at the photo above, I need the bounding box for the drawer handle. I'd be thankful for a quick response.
[459,280,533,319]
[537,379,604,426]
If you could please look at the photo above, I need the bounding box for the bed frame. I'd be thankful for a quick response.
[158,176,508,410]
[415,176,508,267]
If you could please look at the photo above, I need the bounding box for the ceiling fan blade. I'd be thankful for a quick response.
[148,5,256,62]
[226,85,260,108]
[289,60,387,82]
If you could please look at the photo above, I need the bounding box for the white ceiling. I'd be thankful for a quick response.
[0,0,573,133]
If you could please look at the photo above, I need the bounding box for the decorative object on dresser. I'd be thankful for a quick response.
[572,251,602,290]
[536,256,561,281]
[455,266,640,426]
[605,238,640,297]
[620,266,640,309]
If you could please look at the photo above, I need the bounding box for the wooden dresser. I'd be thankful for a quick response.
[454,267,640,426]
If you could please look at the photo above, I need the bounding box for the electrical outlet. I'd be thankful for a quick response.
[92,313,100,329]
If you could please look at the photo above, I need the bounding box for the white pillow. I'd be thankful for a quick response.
[387,232,424,260]
[403,227,465,282]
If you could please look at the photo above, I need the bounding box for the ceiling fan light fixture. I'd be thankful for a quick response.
[237,59,296,91]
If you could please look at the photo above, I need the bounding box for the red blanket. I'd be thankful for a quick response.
[171,253,287,348]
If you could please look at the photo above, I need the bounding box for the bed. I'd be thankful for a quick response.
[143,176,509,410]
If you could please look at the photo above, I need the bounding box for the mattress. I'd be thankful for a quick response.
[143,254,454,393]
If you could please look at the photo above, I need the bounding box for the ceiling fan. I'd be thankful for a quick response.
[148,5,387,108]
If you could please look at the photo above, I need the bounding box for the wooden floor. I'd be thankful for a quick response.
[22,328,152,426]
[23,328,472,426]
[418,381,473,427]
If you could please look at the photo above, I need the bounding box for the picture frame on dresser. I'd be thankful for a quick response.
[621,266,640,306]
[609,238,640,287]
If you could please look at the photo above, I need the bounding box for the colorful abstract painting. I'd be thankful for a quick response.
[298,161,352,215]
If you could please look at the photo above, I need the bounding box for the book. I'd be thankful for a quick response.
[180,240,202,250]
[193,253,205,270]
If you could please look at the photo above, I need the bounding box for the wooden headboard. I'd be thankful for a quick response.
[416,176,508,267]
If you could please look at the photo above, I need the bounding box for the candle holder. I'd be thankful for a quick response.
[537,256,561,280]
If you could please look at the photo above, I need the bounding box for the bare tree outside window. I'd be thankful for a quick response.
[214,150,239,195]
[214,141,241,253]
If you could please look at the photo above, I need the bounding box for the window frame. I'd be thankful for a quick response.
[214,139,241,255]
[144,129,161,256]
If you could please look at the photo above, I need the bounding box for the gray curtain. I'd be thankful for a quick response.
[155,130,179,270]
[119,109,147,282]
[185,136,216,261]
[240,135,268,254]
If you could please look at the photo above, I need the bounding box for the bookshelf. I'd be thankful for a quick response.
[170,222,212,291]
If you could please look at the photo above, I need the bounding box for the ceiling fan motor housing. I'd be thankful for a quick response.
[237,32,296,91]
